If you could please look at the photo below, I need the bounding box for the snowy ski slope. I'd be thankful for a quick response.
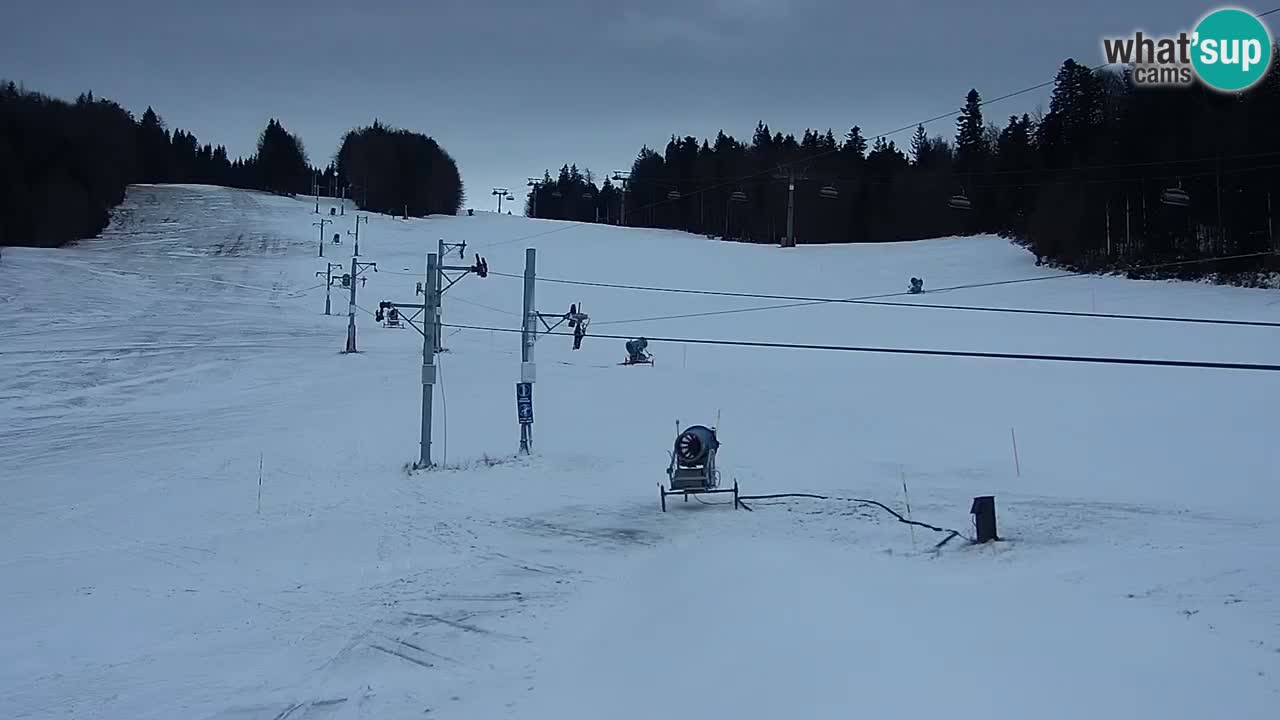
[2,184,1278,719]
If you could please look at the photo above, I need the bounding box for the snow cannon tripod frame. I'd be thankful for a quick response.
[660,422,739,511]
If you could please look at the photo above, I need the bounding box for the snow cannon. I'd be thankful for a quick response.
[623,337,653,366]
[660,422,738,512]
[673,425,717,472]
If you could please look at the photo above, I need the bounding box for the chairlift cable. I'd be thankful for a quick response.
[485,250,1280,328]
[438,322,1280,373]
[480,11,1280,250]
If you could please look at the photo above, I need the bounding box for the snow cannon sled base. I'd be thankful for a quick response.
[660,422,740,511]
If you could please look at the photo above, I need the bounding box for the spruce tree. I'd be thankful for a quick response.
[137,107,171,183]
[910,124,929,165]
[954,89,989,173]
[843,126,868,160]
[256,118,309,194]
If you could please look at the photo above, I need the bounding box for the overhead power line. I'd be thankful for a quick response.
[609,150,1280,186]
[482,5,1280,251]
[691,158,1280,192]
[489,250,1280,328]
[439,322,1280,373]
[971,161,1280,191]
[478,73,1080,249]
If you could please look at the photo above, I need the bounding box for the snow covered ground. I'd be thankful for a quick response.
[2,184,1278,719]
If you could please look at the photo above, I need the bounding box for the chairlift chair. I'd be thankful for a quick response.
[819,185,839,199]
[667,190,681,200]
[1161,186,1190,207]
[948,192,973,210]
[563,302,590,349]
[730,190,747,202]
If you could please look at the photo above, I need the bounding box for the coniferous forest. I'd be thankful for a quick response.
[336,122,464,218]
[6,51,1280,283]
[529,55,1280,282]
[0,82,463,248]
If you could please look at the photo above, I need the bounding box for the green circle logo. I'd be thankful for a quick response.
[1191,8,1273,91]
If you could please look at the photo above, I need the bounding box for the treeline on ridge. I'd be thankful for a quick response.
[530,54,1280,282]
[0,81,463,248]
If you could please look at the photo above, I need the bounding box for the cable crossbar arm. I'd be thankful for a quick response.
[402,319,428,340]
[439,272,468,294]
[438,322,1280,372]
[380,299,430,339]
[533,311,569,334]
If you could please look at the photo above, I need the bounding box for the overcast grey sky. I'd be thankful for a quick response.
[2,1,1274,213]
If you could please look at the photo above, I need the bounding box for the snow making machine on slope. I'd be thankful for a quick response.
[622,337,654,366]
[660,422,739,511]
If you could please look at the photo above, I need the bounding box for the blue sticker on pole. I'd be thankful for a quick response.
[516,382,533,424]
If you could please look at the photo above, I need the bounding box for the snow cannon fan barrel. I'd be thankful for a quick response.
[660,422,737,510]
[675,425,717,468]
